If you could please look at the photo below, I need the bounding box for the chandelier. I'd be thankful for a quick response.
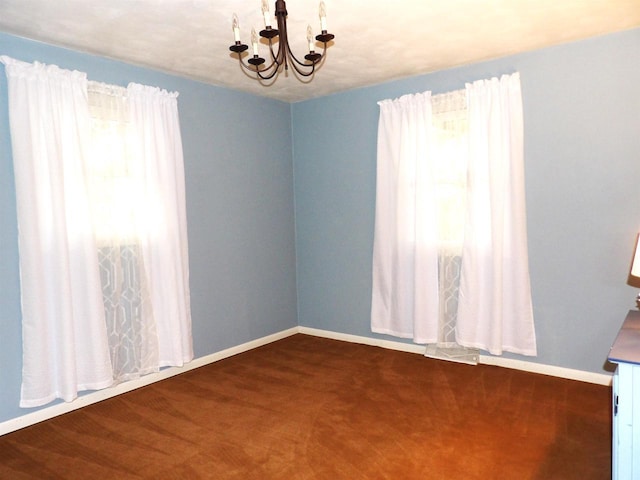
[229,0,335,80]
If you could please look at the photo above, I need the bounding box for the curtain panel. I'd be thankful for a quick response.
[456,74,536,356]
[372,92,441,344]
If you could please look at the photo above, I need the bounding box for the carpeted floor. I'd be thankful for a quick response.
[0,334,611,479]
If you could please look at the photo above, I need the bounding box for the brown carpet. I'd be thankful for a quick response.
[0,334,611,479]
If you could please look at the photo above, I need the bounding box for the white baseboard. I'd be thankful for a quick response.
[0,327,298,437]
[298,326,427,354]
[1,324,611,436]
[478,354,612,386]
[298,326,613,386]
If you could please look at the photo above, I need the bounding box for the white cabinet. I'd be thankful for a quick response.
[608,310,640,480]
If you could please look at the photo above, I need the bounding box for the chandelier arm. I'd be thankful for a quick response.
[284,41,318,70]
[286,42,331,77]
[252,37,285,80]
[255,64,280,80]
[290,64,316,77]
[286,54,317,77]
[237,57,263,74]
[236,56,280,80]
[286,34,332,70]
[267,38,279,63]
[236,33,284,80]
[260,37,284,73]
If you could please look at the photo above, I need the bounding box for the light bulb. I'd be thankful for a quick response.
[262,0,272,28]
[319,1,327,32]
[232,14,241,42]
[307,25,314,52]
[251,28,259,56]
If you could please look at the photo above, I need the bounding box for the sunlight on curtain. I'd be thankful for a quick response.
[1,56,193,407]
[371,72,536,358]
[126,83,193,367]
[87,82,160,382]
[430,90,468,345]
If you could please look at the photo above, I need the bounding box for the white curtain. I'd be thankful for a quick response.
[371,91,439,344]
[1,56,193,407]
[371,72,536,356]
[125,83,193,367]
[456,74,536,356]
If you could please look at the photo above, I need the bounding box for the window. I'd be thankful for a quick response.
[1,56,193,407]
[371,73,537,357]
[430,89,468,254]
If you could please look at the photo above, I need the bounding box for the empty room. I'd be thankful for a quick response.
[0,1,639,478]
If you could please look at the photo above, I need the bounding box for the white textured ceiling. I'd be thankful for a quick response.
[0,0,638,103]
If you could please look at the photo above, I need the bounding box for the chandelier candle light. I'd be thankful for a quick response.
[229,0,335,80]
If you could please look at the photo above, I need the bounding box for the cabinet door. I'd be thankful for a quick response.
[612,365,619,480]
[614,363,640,480]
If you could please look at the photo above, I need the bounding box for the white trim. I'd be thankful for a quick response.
[299,327,613,386]
[298,326,427,354]
[1,325,612,436]
[478,354,612,386]
[0,327,298,437]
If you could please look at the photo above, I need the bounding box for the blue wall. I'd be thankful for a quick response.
[292,28,640,374]
[1,28,639,426]
[0,33,298,423]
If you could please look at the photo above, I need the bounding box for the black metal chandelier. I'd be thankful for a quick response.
[229,0,335,80]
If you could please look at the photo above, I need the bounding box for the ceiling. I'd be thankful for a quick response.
[0,0,638,103]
